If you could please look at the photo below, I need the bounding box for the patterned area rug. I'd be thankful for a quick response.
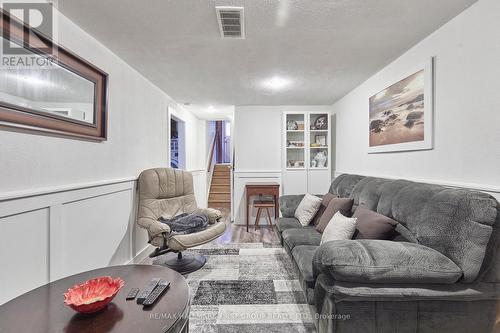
[143,242,316,332]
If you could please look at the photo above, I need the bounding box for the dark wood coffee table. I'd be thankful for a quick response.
[0,264,190,333]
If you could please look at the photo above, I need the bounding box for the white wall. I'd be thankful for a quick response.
[0,9,207,304]
[234,105,332,172]
[333,0,500,200]
[232,105,331,224]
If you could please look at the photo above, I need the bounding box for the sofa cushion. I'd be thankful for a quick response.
[352,205,398,240]
[291,245,318,305]
[316,197,354,233]
[292,245,318,286]
[276,217,303,234]
[282,228,322,252]
[313,239,463,284]
[295,194,322,226]
[311,193,338,226]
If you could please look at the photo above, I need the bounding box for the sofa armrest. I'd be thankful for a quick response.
[279,194,305,217]
[315,274,500,302]
[313,239,462,284]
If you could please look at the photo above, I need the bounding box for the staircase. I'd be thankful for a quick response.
[208,164,231,204]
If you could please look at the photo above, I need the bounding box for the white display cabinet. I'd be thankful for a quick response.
[282,111,331,195]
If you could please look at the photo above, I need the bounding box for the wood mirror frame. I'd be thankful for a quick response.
[0,9,108,141]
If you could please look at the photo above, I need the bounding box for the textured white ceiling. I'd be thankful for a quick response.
[57,0,476,106]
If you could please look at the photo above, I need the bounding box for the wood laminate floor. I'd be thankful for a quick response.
[208,203,280,245]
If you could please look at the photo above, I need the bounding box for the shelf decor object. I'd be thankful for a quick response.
[282,111,332,194]
[311,115,328,130]
[0,9,108,140]
[315,135,327,146]
[64,276,125,314]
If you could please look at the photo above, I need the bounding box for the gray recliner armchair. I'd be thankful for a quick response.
[137,168,226,274]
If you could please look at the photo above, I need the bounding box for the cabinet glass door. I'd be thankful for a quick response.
[285,113,305,169]
[309,113,329,169]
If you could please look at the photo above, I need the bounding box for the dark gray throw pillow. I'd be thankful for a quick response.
[316,198,354,233]
[353,205,397,240]
[311,193,337,226]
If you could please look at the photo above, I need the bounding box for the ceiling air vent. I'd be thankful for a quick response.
[216,6,245,39]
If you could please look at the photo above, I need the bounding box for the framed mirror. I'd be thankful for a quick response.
[0,9,108,141]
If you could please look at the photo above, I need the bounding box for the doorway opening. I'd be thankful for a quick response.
[170,116,185,169]
[208,120,232,211]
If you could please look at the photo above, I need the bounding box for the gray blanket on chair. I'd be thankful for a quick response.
[159,213,209,235]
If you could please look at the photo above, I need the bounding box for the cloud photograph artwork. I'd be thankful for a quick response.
[369,70,425,147]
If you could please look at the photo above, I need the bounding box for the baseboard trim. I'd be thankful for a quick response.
[334,171,500,194]
[127,244,155,264]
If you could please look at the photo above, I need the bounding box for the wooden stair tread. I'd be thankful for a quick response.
[209,164,231,204]
[212,180,230,185]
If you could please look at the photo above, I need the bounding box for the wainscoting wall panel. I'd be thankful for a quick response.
[0,170,208,305]
[0,179,146,305]
[0,208,50,305]
[233,170,282,225]
[56,190,133,280]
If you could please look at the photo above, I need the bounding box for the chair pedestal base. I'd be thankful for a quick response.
[154,252,207,275]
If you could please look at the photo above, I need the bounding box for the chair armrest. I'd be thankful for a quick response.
[194,208,222,224]
[313,239,462,284]
[168,221,227,251]
[279,194,305,217]
[137,217,171,238]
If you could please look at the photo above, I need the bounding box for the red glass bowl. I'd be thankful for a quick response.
[64,276,125,314]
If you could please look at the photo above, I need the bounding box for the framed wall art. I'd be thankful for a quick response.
[368,58,434,153]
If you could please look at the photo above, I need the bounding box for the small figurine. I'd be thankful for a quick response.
[314,151,327,168]
[287,121,298,130]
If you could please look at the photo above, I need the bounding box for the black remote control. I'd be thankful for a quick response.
[136,278,161,304]
[126,288,139,300]
[142,281,170,307]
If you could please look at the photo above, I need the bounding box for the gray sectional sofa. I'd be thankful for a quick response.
[277,174,500,333]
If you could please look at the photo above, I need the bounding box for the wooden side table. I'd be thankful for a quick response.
[253,200,276,232]
[245,182,280,232]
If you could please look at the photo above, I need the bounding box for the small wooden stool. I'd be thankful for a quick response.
[253,200,275,232]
